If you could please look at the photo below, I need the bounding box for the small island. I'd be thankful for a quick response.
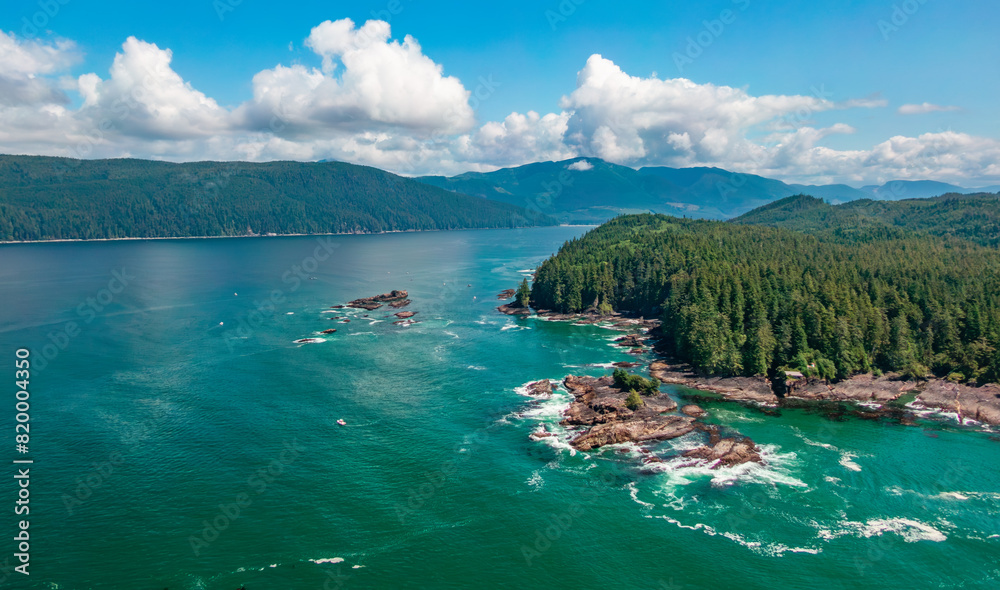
[347,290,409,310]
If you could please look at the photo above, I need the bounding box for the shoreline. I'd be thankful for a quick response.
[0,223,585,246]
[498,304,1000,428]
[649,359,1000,427]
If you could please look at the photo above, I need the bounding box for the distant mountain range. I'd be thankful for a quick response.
[418,157,999,222]
[0,155,554,242]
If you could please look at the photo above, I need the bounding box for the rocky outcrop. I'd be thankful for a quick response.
[394,311,417,319]
[784,373,918,403]
[497,289,516,300]
[320,329,337,334]
[684,437,762,469]
[559,375,692,450]
[498,304,531,316]
[649,361,777,404]
[525,380,555,396]
[650,359,1000,426]
[681,404,706,418]
[615,334,647,347]
[572,416,697,451]
[347,290,409,310]
[389,299,412,309]
[914,381,1000,425]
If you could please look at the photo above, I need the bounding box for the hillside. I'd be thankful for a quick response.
[419,157,991,222]
[529,213,1000,383]
[734,193,1000,247]
[0,155,555,242]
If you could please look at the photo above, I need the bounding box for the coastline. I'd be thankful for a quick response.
[650,359,1000,426]
[0,223,587,246]
[506,306,1000,429]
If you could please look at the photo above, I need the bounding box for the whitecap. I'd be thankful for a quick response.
[527,470,544,490]
[310,557,345,564]
[838,453,862,472]
[294,338,325,344]
[818,517,946,543]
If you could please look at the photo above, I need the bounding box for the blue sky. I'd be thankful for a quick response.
[3,0,998,185]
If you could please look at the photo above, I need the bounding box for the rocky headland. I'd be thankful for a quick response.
[527,374,764,469]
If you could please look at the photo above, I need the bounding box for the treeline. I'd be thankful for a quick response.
[530,214,1000,383]
[735,193,1000,248]
[0,155,554,241]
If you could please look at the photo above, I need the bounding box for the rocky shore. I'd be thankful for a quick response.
[528,374,764,469]
[649,360,1000,425]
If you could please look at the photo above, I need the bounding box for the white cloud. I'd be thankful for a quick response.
[236,18,473,137]
[0,31,997,186]
[567,160,593,171]
[75,37,230,140]
[558,54,854,169]
[0,31,79,77]
[898,102,962,115]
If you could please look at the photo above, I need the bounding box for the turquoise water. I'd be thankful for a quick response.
[0,227,998,589]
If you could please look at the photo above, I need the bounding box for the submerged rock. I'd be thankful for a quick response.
[389,299,412,309]
[320,329,337,334]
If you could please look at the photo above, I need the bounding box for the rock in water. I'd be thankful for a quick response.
[571,416,696,451]
[394,311,417,319]
[347,290,409,310]
[683,437,763,468]
[681,404,706,418]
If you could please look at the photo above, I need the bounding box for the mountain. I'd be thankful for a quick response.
[419,158,663,224]
[0,155,555,242]
[734,192,1000,247]
[863,180,970,200]
[419,157,994,223]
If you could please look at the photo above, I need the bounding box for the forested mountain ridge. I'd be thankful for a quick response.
[734,193,1000,247]
[530,213,1000,383]
[419,156,996,223]
[0,155,555,242]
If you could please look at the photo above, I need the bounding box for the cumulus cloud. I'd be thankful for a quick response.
[557,54,875,171]
[236,18,473,137]
[76,37,230,140]
[0,29,997,185]
[898,102,962,115]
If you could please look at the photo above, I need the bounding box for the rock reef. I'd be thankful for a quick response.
[551,374,762,467]
[347,290,408,310]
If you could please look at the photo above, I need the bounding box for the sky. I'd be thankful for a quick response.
[2,0,998,186]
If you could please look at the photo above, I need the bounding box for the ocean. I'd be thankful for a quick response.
[0,226,997,589]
